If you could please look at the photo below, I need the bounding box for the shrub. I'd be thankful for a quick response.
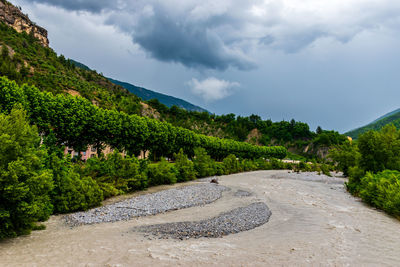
[270,158,285,169]
[240,159,258,172]
[147,158,177,186]
[346,166,366,194]
[174,149,196,182]
[83,151,147,193]
[223,154,239,174]
[359,170,400,216]
[0,108,53,239]
[193,147,216,178]
[47,154,103,213]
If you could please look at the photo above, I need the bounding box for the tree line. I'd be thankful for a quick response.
[0,76,287,161]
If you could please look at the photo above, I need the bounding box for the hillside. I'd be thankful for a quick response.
[109,78,208,113]
[346,109,400,139]
[0,6,144,115]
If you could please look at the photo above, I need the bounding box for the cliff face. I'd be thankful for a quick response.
[0,0,49,47]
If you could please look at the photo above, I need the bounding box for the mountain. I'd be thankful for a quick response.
[346,108,400,139]
[69,60,208,113]
[69,59,91,71]
[108,78,208,113]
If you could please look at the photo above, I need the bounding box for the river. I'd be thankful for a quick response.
[1,170,400,266]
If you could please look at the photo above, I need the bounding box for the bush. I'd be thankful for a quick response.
[345,166,366,194]
[47,154,103,213]
[223,154,239,174]
[147,158,177,186]
[270,158,285,169]
[359,170,400,216]
[240,159,258,172]
[193,147,216,178]
[83,151,147,193]
[0,108,53,239]
[174,149,196,182]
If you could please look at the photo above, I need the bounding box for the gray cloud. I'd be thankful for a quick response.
[123,7,256,70]
[22,0,400,70]
[29,0,113,13]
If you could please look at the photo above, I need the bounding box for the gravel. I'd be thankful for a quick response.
[65,184,229,226]
[135,202,271,239]
[234,189,253,197]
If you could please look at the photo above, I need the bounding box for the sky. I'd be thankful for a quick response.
[10,0,400,133]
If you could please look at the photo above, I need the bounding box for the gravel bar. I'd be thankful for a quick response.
[234,189,253,197]
[136,202,271,239]
[65,184,229,226]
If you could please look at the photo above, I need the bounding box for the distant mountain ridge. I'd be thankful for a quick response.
[108,78,208,113]
[346,108,400,139]
[70,60,208,113]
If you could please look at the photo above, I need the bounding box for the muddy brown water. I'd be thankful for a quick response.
[1,170,400,266]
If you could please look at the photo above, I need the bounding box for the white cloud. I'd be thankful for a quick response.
[187,77,240,102]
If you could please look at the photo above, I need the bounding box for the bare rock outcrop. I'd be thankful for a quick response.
[0,0,49,47]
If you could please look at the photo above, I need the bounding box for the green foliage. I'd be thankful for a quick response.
[174,149,196,182]
[0,22,142,115]
[240,159,258,172]
[193,148,216,178]
[0,108,53,239]
[329,141,360,176]
[312,130,347,147]
[359,170,400,217]
[0,76,286,161]
[358,125,400,173]
[346,166,366,194]
[47,154,103,213]
[83,151,147,193]
[223,154,239,174]
[147,158,177,186]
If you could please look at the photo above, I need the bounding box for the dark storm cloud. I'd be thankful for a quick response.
[29,0,113,12]
[127,11,256,70]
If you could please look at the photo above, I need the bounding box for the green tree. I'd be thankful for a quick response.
[0,108,53,239]
[193,147,215,177]
[329,141,360,176]
[358,125,400,173]
[174,149,196,182]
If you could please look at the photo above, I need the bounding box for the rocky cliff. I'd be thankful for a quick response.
[0,0,49,47]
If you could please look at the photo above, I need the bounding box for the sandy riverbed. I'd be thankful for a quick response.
[1,170,400,266]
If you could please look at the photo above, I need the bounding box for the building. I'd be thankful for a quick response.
[64,145,149,160]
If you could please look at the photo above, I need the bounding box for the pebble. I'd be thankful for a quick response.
[65,184,229,226]
[135,202,271,239]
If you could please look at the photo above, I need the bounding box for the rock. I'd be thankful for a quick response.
[0,1,49,47]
